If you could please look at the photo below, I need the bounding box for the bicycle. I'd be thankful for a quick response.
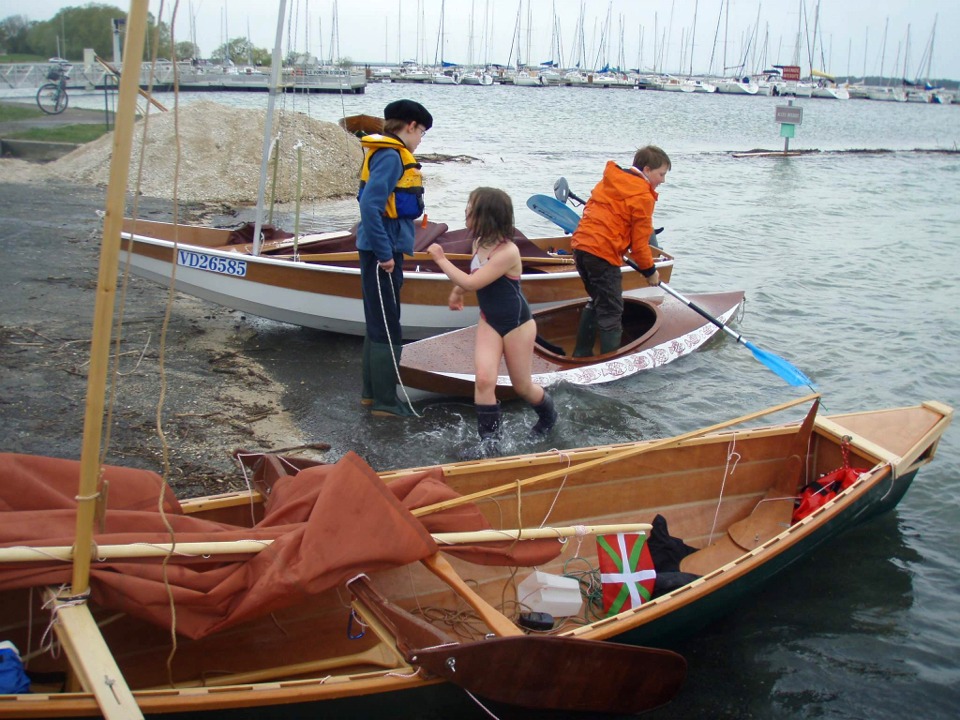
[36,63,71,115]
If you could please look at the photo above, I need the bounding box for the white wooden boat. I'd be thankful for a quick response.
[120,219,675,339]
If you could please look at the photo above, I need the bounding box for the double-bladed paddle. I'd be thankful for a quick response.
[621,255,815,388]
[526,194,582,234]
[554,176,588,205]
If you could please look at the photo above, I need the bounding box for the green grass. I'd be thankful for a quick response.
[7,124,111,143]
[0,103,43,122]
[0,54,51,63]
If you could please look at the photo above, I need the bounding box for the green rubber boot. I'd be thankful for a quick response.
[599,329,622,355]
[360,337,373,406]
[475,402,502,458]
[369,342,414,417]
[530,391,558,436]
[572,305,597,357]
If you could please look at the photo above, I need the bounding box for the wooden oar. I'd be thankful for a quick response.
[349,568,686,715]
[0,523,652,564]
[412,393,821,517]
[421,553,521,636]
[431,522,651,545]
[94,55,168,112]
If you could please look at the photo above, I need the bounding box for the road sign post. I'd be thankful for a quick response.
[775,101,803,153]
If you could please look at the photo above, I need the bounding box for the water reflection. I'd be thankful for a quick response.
[643,515,920,720]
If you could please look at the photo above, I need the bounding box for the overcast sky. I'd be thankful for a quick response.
[8,1,960,80]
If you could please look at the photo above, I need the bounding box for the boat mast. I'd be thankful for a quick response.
[879,16,887,83]
[71,3,151,716]
[922,15,937,82]
[433,0,444,67]
[251,0,288,257]
[862,26,868,80]
[689,0,698,77]
[902,23,910,81]
[467,0,475,67]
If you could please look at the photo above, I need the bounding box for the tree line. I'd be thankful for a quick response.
[0,3,273,66]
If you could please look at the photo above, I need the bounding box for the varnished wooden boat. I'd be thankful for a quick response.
[399,288,745,398]
[0,395,950,717]
[119,218,674,339]
[337,113,384,137]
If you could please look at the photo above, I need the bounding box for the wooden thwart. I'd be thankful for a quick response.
[45,589,144,720]
[159,642,404,689]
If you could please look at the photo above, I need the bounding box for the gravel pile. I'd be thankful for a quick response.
[5,100,363,204]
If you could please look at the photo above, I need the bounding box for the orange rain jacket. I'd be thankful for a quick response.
[571,161,658,274]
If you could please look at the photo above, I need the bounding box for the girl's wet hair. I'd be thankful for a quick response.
[468,187,515,247]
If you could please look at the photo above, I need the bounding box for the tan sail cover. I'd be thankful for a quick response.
[0,452,559,639]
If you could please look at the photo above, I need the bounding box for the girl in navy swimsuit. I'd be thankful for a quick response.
[427,187,558,456]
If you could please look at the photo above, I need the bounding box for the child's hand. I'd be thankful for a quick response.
[448,288,464,311]
[426,243,445,262]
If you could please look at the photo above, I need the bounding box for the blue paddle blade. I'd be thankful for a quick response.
[744,341,816,388]
[526,194,581,234]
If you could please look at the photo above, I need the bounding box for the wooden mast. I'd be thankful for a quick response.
[59,2,149,717]
[71,0,148,603]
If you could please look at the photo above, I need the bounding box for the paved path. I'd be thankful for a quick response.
[0,98,113,136]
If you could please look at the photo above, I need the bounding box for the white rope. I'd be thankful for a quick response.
[708,434,740,544]
[234,452,260,526]
[464,688,503,719]
[38,585,90,658]
[538,449,574,529]
[374,265,421,417]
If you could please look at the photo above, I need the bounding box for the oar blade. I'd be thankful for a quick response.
[745,341,816,388]
[413,635,686,715]
[526,194,581,234]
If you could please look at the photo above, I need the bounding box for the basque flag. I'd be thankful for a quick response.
[597,532,656,617]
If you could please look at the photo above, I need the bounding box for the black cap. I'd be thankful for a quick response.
[383,99,433,130]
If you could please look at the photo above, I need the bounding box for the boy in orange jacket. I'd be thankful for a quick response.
[570,146,670,356]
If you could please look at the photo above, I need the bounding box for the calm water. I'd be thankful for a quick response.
[79,83,960,717]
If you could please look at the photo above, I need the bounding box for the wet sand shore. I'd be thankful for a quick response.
[0,180,323,496]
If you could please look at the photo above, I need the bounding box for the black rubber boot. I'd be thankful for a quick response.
[475,402,502,458]
[530,391,558,436]
[599,329,622,354]
[360,336,373,406]
[572,305,597,357]
[369,342,414,417]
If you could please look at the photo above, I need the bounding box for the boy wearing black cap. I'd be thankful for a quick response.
[356,99,433,417]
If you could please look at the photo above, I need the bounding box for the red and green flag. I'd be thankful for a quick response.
[597,532,656,617]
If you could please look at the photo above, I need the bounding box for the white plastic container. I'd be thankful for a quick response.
[517,570,583,617]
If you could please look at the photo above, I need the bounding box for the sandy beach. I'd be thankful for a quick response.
[0,179,325,497]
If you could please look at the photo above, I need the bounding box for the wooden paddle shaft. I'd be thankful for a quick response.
[421,553,522,637]
[0,523,653,564]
